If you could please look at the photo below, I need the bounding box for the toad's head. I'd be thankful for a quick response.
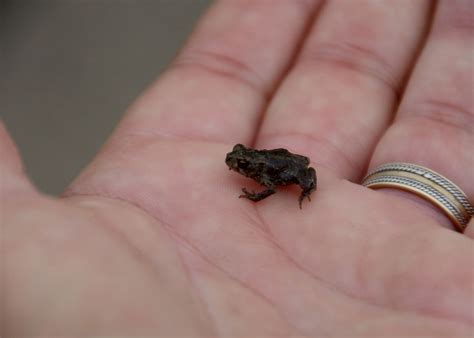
[225,144,255,176]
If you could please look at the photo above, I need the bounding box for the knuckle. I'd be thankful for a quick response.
[172,48,267,96]
[434,0,474,37]
[299,41,400,96]
[401,99,474,133]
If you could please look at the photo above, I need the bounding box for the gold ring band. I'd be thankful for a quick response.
[362,163,473,232]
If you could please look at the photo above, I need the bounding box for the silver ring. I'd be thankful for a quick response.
[362,163,473,232]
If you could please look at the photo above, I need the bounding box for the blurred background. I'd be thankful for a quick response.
[1,0,210,195]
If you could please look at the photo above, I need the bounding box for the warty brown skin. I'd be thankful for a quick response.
[225,144,317,208]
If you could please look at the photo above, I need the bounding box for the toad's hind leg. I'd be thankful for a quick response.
[298,190,312,209]
[239,187,276,202]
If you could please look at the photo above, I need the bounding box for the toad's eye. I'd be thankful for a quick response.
[237,160,249,169]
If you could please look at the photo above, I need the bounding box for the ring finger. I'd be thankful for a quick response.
[368,0,474,233]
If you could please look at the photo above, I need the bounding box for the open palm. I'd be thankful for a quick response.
[4,1,473,336]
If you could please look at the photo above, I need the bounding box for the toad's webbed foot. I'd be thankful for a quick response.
[239,187,276,202]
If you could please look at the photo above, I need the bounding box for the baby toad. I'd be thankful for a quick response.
[225,144,317,208]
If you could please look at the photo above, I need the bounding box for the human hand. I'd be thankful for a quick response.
[3,0,473,336]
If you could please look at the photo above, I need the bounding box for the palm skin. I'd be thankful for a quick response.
[3,0,473,336]
[5,138,472,336]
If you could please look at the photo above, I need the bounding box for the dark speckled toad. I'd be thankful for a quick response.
[225,144,317,208]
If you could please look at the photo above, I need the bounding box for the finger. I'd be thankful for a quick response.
[256,0,431,180]
[65,0,323,202]
[113,0,322,145]
[368,0,474,226]
[0,121,35,194]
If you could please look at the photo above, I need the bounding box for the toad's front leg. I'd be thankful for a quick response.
[239,186,276,202]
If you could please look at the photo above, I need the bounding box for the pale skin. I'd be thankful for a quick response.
[2,0,473,336]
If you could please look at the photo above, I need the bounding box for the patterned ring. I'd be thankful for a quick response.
[362,163,473,232]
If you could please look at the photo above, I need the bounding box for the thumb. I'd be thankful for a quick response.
[0,120,36,195]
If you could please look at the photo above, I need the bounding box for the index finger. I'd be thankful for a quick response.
[112,0,322,145]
